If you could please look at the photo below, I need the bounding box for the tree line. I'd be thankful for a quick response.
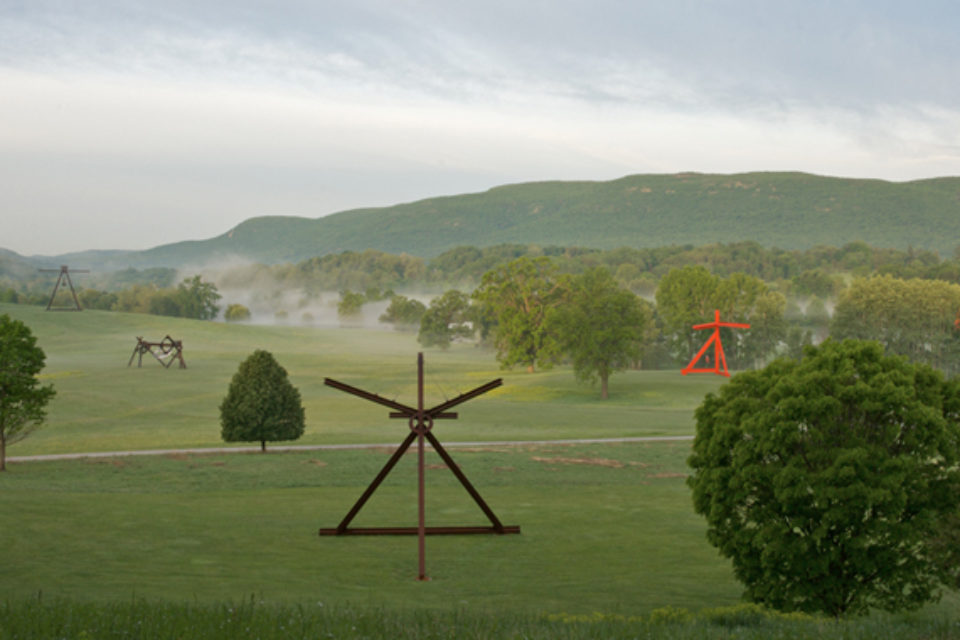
[5,243,960,387]
[67,275,222,320]
[5,240,960,304]
[376,259,960,397]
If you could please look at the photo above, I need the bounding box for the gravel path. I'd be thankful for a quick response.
[8,435,694,463]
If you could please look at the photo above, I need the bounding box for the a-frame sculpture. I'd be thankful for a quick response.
[319,353,519,580]
[40,265,88,311]
[681,309,750,377]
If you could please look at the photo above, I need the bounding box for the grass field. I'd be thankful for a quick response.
[1,303,724,456]
[1,303,958,637]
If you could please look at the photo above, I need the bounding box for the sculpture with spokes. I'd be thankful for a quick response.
[319,353,519,581]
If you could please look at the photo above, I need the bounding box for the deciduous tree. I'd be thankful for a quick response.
[0,315,56,471]
[656,266,785,369]
[550,268,653,399]
[379,295,427,330]
[220,350,305,452]
[417,290,473,349]
[337,290,365,323]
[224,304,252,322]
[831,275,960,375]
[688,340,960,617]
[175,275,221,320]
[472,257,569,372]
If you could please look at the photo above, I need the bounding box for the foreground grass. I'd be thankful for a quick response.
[2,599,958,639]
[1,443,742,612]
[2,303,957,636]
[0,303,723,456]
[2,444,957,622]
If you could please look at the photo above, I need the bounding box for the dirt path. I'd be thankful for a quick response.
[8,436,694,463]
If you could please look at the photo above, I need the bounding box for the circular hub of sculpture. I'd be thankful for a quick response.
[409,414,433,432]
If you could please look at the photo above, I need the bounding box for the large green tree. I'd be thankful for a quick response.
[472,256,570,372]
[0,315,56,471]
[417,290,473,349]
[337,290,365,323]
[220,350,305,452]
[688,340,960,617]
[831,274,960,375]
[550,268,654,399]
[379,294,427,330]
[175,275,221,320]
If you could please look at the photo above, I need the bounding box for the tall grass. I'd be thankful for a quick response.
[2,599,958,639]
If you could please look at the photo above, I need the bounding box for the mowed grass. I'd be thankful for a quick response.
[1,441,743,614]
[1,302,957,633]
[1,303,724,456]
[2,443,958,626]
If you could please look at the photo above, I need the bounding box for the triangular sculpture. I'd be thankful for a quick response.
[40,265,88,311]
[319,353,519,581]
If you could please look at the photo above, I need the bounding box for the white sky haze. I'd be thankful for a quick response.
[2,1,959,255]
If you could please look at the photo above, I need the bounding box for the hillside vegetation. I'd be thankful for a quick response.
[7,172,960,270]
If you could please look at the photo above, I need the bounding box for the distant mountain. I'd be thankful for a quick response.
[6,172,960,271]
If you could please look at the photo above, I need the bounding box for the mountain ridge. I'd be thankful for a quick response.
[6,171,960,271]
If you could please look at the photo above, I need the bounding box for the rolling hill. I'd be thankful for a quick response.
[7,171,960,271]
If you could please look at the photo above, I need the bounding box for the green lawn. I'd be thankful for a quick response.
[0,442,748,614]
[1,302,957,632]
[1,303,724,456]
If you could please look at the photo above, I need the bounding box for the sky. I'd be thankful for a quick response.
[2,1,959,256]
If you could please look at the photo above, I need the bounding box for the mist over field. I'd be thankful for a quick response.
[180,259,429,328]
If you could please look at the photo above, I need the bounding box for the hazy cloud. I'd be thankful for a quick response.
[2,1,959,255]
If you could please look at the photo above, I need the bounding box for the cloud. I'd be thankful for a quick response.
[1,1,959,255]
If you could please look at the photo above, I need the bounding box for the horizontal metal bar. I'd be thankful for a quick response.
[318,525,520,536]
[388,412,457,419]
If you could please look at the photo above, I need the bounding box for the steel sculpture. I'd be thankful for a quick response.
[39,265,88,311]
[681,309,750,377]
[128,336,187,369]
[319,352,519,581]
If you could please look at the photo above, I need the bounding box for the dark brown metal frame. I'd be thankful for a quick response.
[39,265,88,311]
[319,353,519,581]
[127,336,187,369]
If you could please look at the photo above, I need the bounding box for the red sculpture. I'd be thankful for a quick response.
[681,310,750,377]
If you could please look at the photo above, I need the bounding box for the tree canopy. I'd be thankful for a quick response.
[472,256,570,372]
[175,275,221,320]
[417,289,474,349]
[336,290,365,323]
[224,304,252,322]
[688,339,960,617]
[656,266,786,369]
[549,267,653,398]
[220,350,305,452]
[831,274,960,376]
[0,314,56,471]
[379,294,427,330]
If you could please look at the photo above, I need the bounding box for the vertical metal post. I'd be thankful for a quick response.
[416,352,428,581]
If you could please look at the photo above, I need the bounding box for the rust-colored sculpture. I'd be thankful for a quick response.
[39,265,88,311]
[681,309,750,377]
[319,353,519,581]
[128,336,187,369]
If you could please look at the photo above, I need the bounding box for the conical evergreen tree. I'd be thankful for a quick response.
[220,350,305,452]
